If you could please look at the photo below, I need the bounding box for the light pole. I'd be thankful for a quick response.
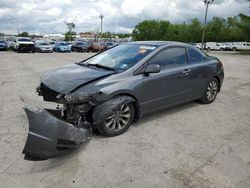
[201,0,214,49]
[99,14,104,37]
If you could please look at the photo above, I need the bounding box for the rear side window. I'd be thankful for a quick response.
[149,47,187,69]
[188,48,204,64]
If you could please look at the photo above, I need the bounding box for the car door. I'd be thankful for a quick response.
[187,47,213,99]
[141,47,193,113]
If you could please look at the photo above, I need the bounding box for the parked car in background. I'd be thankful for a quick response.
[0,40,8,51]
[66,41,74,49]
[230,42,250,51]
[23,41,224,160]
[13,37,35,53]
[105,42,116,49]
[53,42,71,52]
[206,42,230,51]
[49,41,56,48]
[71,41,90,52]
[194,43,202,50]
[35,41,53,53]
[89,42,107,52]
[6,40,15,49]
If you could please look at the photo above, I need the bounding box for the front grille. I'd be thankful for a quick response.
[19,44,34,51]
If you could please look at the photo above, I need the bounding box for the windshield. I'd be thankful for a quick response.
[38,42,49,45]
[58,43,68,46]
[106,43,113,46]
[83,44,156,71]
[77,42,87,45]
[18,38,31,42]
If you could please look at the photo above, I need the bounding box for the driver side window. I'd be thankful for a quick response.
[149,47,187,69]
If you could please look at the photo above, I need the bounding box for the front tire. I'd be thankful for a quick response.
[200,78,219,104]
[92,96,135,137]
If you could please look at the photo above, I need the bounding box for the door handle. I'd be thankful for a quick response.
[182,69,191,75]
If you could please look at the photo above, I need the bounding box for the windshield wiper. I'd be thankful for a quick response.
[84,63,117,71]
[91,64,117,71]
[77,62,117,72]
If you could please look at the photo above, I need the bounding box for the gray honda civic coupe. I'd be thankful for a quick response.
[23,41,224,160]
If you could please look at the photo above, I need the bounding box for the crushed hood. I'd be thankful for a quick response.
[41,64,114,94]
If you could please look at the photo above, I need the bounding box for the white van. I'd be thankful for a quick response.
[230,42,250,51]
[206,42,230,51]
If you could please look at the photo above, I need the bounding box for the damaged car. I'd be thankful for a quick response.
[23,41,224,160]
[14,37,35,53]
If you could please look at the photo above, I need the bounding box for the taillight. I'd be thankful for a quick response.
[218,61,223,69]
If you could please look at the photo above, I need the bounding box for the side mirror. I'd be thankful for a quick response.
[144,64,161,74]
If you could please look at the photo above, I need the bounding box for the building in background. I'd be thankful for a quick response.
[43,34,65,41]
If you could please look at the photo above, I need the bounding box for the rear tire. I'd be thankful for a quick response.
[92,96,135,137]
[200,78,219,104]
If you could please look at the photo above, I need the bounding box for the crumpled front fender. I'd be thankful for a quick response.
[23,106,92,161]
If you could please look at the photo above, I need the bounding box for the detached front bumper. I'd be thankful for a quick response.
[23,106,92,161]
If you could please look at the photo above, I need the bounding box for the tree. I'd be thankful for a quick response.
[102,32,112,39]
[115,33,132,38]
[17,32,29,37]
[206,17,227,42]
[132,14,247,42]
[224,16,241,41]
[133,20,170,41]
[65,22,75,41]
[238,13,250,42]
[65,31,76,41]
[188,19,202,43]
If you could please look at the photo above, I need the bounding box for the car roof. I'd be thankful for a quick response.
[126,41,190,47]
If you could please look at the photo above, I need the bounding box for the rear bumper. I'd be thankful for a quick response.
[23,106,92,161]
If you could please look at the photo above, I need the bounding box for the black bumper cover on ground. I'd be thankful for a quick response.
[23,106,92,161]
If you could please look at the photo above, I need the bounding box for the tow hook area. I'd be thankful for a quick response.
[23,106,92,161]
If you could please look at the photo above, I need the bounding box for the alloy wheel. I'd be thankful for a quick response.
[105,104,131,131]
[206,80,218,101]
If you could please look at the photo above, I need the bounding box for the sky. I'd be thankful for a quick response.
[0,0,249,34]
